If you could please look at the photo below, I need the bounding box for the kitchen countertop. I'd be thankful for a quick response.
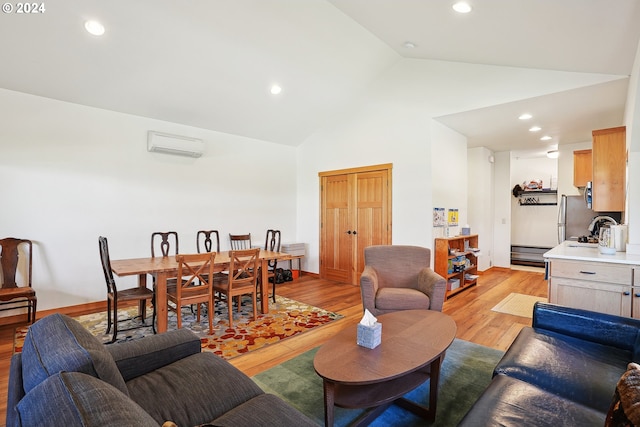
[544,241,640,265]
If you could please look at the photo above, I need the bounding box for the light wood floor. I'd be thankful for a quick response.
[0,267,546,425]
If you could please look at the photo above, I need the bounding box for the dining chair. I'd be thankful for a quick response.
[196,229,226,285]
[0,238,37,325]
[167,252,216,334]
[151,231,179,257]
[229,233,252,250]
[262,229,281,303]
[99,236,156,343]
[213,248,259,327]
[196,230,220,253]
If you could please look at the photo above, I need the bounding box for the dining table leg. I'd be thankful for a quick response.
[138,273,147,320]
[155,271,168,333]
[260,258,269,314]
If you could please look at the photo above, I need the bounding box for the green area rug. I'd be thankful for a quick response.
[252,338,503,426]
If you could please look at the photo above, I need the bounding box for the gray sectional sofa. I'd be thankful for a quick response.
[7,313,316,427]
[459,302,640,426]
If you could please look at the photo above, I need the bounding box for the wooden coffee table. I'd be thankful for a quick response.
[313,310,456,426]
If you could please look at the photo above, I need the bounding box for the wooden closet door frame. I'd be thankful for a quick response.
[319,163,392,285]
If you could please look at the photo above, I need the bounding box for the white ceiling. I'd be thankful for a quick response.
[1,0,639,154]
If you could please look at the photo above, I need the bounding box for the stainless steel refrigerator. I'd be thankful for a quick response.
[557,194,621,243]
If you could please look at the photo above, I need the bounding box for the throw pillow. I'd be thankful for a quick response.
[606,362,640,427]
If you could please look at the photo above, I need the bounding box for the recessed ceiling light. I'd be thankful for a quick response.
[540,135,552,141]
[452,2,472,13]
[518,113,533,120]
[270,84,282,95]
[84,20,105,36]
[529,126,542,132]
[403,41,416,48]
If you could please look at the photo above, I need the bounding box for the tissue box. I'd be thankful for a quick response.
[357,322,382,349]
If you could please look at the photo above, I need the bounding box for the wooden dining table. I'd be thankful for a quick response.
[110,250,291,333]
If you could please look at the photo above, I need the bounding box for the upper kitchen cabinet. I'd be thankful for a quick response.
[592,126,626,212]
[573,149,592,188]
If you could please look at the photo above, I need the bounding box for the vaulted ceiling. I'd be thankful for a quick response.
[2,0,639,155]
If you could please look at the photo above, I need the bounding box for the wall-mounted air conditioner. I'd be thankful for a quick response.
[147,131,204,158]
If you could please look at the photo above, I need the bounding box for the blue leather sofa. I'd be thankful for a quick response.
[459,302,640,426]
[6,313,316,427]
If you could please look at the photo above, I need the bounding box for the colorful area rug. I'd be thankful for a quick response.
[491,292,546,318]
[253,338,504,426]
[13,296,342,359]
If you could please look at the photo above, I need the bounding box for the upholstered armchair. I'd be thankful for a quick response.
[360,245,446,316]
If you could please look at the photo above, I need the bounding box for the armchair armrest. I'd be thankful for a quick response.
[106,328,201,381]
[360,265,379,313]
[533,302,640,355]
[416,268,446,311]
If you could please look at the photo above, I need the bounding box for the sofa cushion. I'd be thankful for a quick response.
[495,327,629,413]
[15,372,159,427]
[126,352,264,426]
[210,393,317,427]
[20,313,128,396]
[458,374,606,427]
[375,287,430,311]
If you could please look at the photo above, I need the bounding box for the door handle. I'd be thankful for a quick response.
[346,230,352,234]
[352,231,357,235]
[345,230,357,235]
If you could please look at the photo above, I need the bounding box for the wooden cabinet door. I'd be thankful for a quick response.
[592,126,626,212]
[549,277,631,316]
[320,165,392,285]
[573,149,592,188]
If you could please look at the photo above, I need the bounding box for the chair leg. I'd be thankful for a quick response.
[252,292,257,321]
[207,296,214,335]
[106,298,112,334]
[272,282,276,304]
[111,300,118,343]
[151,297,157,335]
[32,298,37,324]
[228,296,234,328]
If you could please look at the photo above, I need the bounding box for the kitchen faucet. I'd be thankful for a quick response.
[588,215,618,236]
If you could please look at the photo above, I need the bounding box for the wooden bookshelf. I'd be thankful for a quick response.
[434,235,479,300]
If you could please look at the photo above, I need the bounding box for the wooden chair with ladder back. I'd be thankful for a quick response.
[229,233,252,250]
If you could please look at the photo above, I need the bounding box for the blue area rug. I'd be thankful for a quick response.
[252,338,503,426]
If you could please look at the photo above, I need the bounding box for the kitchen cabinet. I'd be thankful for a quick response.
[592,126,626,212]
[573,149,592,188]
[434,235,479,300]
[548,258,638,318]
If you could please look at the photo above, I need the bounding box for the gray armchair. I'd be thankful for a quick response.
[360,245,446,316]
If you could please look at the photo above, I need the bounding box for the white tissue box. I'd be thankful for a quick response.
[357,322,382,349]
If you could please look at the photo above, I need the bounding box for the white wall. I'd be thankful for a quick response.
[493,152,512,267]
[431,121,468,239]
[0,89,298,310]
[625,39,640,254]
[467,147,494,271]
[510,155,558,248]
